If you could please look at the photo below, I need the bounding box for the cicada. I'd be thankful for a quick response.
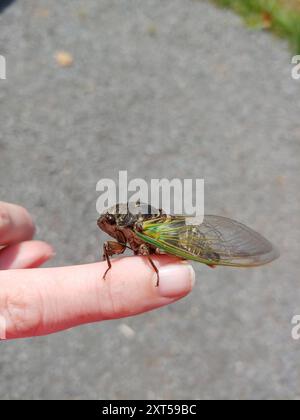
[97,202,279,284]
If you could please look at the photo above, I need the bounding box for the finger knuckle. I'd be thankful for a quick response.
[1,285,43,338]
[100,279,128,319]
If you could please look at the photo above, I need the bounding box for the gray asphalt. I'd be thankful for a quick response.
[0,0,300,400]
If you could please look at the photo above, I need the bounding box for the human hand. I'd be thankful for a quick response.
[0,202,195,340]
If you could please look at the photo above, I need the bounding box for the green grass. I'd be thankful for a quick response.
[211,0,300,52]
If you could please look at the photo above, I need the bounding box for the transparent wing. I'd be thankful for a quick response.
[135,215,279,267]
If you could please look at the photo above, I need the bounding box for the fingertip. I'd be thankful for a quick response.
[0,202,36,245]
[156,263,195,298]
[25,241,55,268]
[0,240,55,269]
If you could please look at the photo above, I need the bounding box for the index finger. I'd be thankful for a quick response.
[0,202,35,246]
[0,256,195,340]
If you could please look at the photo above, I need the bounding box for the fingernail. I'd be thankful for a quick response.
[156,264,195,298]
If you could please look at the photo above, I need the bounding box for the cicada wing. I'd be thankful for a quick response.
[135,215,279,267]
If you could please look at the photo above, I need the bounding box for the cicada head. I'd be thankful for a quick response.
[98,202,160,235]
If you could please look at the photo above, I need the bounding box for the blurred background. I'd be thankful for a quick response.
[0,0,299,400]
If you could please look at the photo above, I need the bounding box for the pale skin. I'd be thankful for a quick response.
[0,202,195,340]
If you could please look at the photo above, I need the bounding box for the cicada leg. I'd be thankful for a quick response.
[102,241,127,280]
[137,243,160,287]
[148,257,160,287]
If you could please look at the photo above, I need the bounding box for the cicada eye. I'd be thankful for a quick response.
[105,213,116,225]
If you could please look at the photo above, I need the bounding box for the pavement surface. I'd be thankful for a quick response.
[0,0,300,400]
